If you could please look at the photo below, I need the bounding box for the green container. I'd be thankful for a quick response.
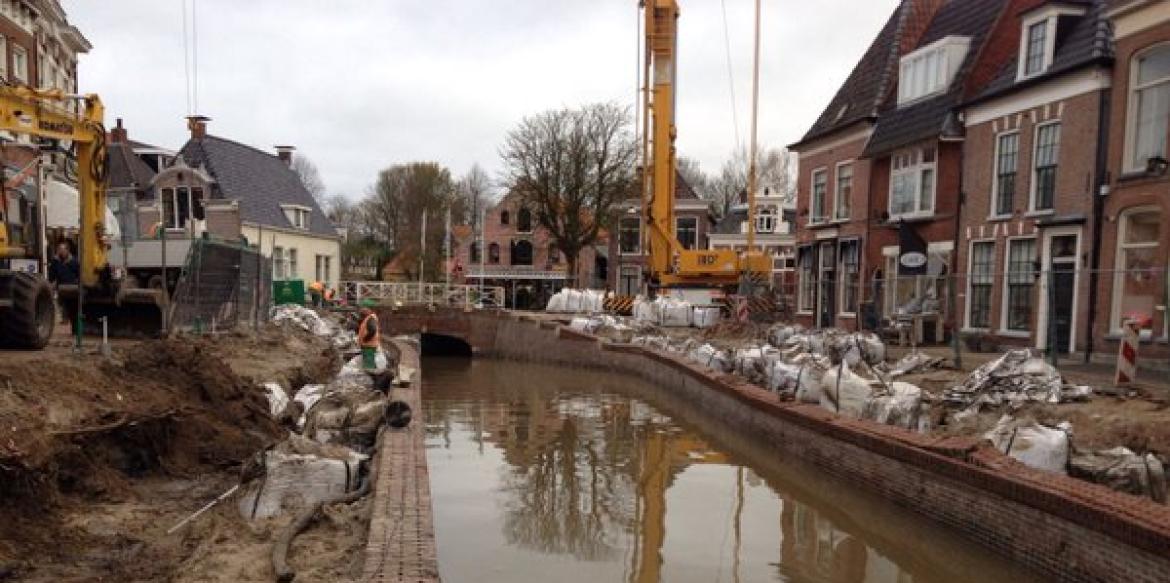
[273,279,306,305]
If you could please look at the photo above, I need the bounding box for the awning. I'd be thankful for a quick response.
[897,221,928,276]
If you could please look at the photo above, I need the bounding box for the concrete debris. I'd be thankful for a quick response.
[237,434,367,520]
[263,382,291,418]
[983,415,1071,475]
[546,288,606,314]
[945,350,1073,411]
[271,304,355,348]
[1069,447,1168,504]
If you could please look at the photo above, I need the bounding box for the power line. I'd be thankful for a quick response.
[720,0,742,150]
[192,0,199,114]
[181,0,190,115]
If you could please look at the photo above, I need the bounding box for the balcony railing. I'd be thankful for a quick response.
[340,281,506,309]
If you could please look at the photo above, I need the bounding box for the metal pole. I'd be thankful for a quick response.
[419,209,427,297]
[161,217,168,336]
[1049,267,1059,367]
[746,0,762,257]
[254,225,262,329]
[445,207,451,305]
[479,208,486,304]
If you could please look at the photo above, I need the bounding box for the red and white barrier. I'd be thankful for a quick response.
[1115,319,1140,386]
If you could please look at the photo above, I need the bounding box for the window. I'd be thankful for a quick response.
[756,209,775,234]
[1128,45,1170,172]
[0,36,7,80]
[810,169,827,224]
[839,240,860,314]
[898,37,970,105]
[517,208,533,232]
[1032,123,1060,212]
[618,265,641,296]
[500,210,510,226]
[835,163,853,220]
[273,246,286,280]
[314,254,332,283]
[1112,208,1162,334]
[548,244,559,264]
[993,133,1019,217]
[619,217,641,255]
[288,248,299,279]
[818,242,836,323]
[1023,20,1048,77]
[967,241,995,329]
[470,242,481,263]
[12,45,26,84]
[284,206,311,229]
[511,240,533,266]
[885,248,952,316]
[1004,238,1036,332]
[161,186,204,229]
[889,145,936,218]
[797,246,815,313]
[488,243,500,264]
[676,217,698,250]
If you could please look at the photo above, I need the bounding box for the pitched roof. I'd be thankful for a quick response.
[179,135,336,238]
[106,141,156,191]
[792,1,908,148]
[968,0,1112,105]
[864,0,1009,157]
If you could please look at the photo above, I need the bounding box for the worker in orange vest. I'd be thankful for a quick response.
[358,303,380,371]
[308,280,325,307]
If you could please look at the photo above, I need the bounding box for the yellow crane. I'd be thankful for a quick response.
[0,86,162,349]
[641,0,771,297]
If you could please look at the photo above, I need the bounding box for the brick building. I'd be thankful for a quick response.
[1095,0,1170,360]
[454,191,602,310]
[956,0,1113,356]
[706,187,796,292]
[607,173,711,296]
[790,1,933,331]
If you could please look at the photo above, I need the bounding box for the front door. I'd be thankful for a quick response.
[817,241,836,328]
[1046,234,1078,354]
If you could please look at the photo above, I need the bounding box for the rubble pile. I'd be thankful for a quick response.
[945,349,1093,416]
[272,304,356,349]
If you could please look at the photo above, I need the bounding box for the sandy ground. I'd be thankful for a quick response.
[0,320,371,582]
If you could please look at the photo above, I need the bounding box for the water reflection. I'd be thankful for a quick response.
[424,358,1034,583]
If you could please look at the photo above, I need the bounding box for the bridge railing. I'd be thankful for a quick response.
[340,281,506,309]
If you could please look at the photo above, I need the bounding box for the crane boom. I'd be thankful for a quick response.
[642,0,770,292]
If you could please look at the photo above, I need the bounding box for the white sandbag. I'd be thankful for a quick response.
[569,317,598,334]
[659,298,693,327]
[546,290,567,312]
[820,362,874,418]
[862,382,924,430]
[262,382,290,418]
[687,343,730,372]
[633,297,658,323]
[1070,447,1168,503]
[304,388,389,446]
[983,415,1070,475]
[339,349,390,377]
[293,384,327,429]
[693,307,721,329]
[272,304,334,337]
[237,438,366,520]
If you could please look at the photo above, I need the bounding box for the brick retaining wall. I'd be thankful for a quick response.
[479,313,1170,583]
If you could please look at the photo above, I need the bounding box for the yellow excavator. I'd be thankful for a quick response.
[640,0,771,301]
[0,86,163,349]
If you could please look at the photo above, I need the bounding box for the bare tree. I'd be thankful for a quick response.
[458,163,495,223]
[676,156,711,200]
[361,162,463,280]
[705,146,796,218]
[501,102,637,286]
[291,153,328,205]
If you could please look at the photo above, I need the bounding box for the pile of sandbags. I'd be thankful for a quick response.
[862,382,928,431]
[769,354,830,403]
[237,434,367,520]
[271,304,354,348]
[692,306,722,328]
[983,415,1071,474]
[686,343,731,372]
[545,289,606,314]
[945,350,1089,412]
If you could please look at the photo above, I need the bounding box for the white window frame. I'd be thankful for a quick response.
[282,205,312,230]
[1110,206,1162,334]
[964,239,997,331]
[11,45,27,84]
[898,36,970,106]
[0,35,8,80]
[809,168,828,225]
[1036,228,1081,352]
[1124,43,1170,173]
[272,246,286,280]
[1029,121,1062,214]
[990,130,1019,219]
[755,209,776,234]
[618,216,641,256]
[797,246,815,315]
[837,238,860,317]
[1017,6,1086,82]
[288,248,298,279]
[675,216,698,250]
[888,144,937,220]
[1000,236,1037,336]
[834,161,853,221]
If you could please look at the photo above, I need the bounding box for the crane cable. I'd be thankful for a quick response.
[720,0,742,149]
[180,0,199,115]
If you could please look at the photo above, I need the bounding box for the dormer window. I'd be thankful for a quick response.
[898,36,970,106]
[282,205,311,229]
[1017,5,1087,81]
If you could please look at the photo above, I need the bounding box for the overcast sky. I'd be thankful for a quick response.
[63,0,898,201]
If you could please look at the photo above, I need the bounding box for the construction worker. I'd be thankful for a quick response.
[358,302,381,371]
[324,287,336,305]
[308,280,325,307]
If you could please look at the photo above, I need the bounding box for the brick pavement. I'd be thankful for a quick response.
[361,339,440,583]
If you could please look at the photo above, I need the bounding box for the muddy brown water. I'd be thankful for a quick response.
[423,357,1040,583]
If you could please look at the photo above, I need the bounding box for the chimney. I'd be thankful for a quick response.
[110,118,127,143]
[186,115,211,140]
[275,145,295,166]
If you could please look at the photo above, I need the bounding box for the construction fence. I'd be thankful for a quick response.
[169,238,272,333]
[785,267,1170,369]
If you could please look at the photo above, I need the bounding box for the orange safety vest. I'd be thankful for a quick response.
[309,280,325,293]
[324,288,335,301]
[358,313,380,348]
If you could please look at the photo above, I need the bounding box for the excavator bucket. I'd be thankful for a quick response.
[59,285,168,339]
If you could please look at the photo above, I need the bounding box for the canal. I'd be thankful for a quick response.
[423,357,1038,583]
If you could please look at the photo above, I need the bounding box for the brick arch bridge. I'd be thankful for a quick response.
[375,306,509,354]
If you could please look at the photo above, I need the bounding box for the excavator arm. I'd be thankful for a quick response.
[0,86,109,288]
